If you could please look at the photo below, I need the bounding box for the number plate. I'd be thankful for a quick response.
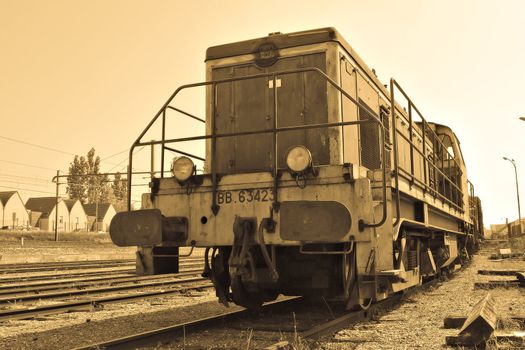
[216,188,274,205]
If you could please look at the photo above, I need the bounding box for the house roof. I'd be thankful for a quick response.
[63,199,79,212]
[83,203,113,220]
[0,191,17,206]
[25,197,61,218]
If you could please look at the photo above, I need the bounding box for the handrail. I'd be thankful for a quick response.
[165,106,205,123]
[127,67,388,229]
[390,78,467,224]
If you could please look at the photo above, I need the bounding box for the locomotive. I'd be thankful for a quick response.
[110,28,483,310]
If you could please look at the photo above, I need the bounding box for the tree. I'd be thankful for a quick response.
[66,148,110,204]
[111,172,128,212]
[67,155,88,203]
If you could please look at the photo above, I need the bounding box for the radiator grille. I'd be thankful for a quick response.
[359,99,381,169]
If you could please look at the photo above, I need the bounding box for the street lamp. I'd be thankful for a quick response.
[503,157,522,235]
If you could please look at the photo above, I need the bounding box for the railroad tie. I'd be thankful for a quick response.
[445,293,497,347]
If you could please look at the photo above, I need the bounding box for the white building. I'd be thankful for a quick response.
[83,203,117,232]
[0,191,30,229]
[25,197,69,232]
[63,199,89,231]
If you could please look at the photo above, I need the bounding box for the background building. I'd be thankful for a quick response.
[83,203,116,232]
[63,199,88,232]
[25,197,69,232]
[0,191,29,229]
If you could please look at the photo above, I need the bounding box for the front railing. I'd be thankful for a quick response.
[126,67,389,229]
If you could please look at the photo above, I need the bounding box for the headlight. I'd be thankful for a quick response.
[286,146,312,173]
[171,156,194,182]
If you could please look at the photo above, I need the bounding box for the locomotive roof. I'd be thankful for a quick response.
[206,27,388,97]
[206,27,352,61]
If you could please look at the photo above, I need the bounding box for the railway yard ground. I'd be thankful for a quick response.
[0,231,136,263]
[0,232,523,349]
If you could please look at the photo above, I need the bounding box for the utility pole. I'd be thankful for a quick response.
[54,170,59,242]
[150,140,155,179]
[503,157,522,235]
[95,193,98,232]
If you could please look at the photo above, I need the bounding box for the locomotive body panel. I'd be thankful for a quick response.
[144,165,374,246]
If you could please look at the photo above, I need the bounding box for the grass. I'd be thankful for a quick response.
[0,230,112,243]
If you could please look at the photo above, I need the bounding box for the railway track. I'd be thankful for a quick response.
[0,281,213,322]
[0,257,203,274]
[0,268,136,284]
[0,261,202,286]
[72,293,408,350]
[0,260,202,284]
[73,297,303,350]
[0,257,208,322]
[0,260,135,274]
[0,269,203,296]
[73,272,444,349]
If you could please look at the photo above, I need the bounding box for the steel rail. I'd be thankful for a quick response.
[0,259,134,269]
[0,276,207,304]
[0,269,136,284]
[0,264,202,289]
[0,282,214,322]
[0,261,136,274]
[0,272,134,289]
[0,259,202,276]
[300,293,404,340]
[262,277,444,349]
[0,256,203,270]
[0,269,203,295]
[0,262,202,285]
[72,297,303,350]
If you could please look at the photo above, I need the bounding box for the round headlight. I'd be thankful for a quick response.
[286,146,312,173]
[171,156,194,182]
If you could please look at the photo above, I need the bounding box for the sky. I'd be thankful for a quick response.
[0,0,524,225]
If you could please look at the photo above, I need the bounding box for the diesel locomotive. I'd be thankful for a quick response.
[110,28,483,310]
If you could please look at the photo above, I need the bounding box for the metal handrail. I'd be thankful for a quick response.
[126,67,389,229]
[390,79,467,225]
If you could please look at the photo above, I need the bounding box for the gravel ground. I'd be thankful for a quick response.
[321,243,525,350]
[0,288,218,349]
[1,238,523,349]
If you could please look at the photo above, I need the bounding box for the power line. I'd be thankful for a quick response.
[0,134,141,169]
[0,179,54,187]
[0,172,50,182]
[101,148,130,161]
[107,146,146,173]
[0,185,58,195]
[0,159,61,171]
[0,135,75,156]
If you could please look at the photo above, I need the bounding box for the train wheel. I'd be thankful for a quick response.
[231,275,264,311]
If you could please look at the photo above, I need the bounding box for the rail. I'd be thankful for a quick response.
[127,67,389,228]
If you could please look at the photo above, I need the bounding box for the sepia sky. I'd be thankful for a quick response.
[1,0,524,225]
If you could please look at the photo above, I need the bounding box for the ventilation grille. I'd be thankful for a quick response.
[359,99,381,169]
